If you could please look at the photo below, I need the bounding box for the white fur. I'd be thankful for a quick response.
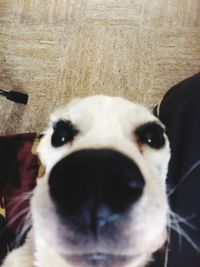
[2,95,170,267]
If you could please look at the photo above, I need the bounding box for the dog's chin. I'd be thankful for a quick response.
[55,228,167,267]
[61,252,143,267]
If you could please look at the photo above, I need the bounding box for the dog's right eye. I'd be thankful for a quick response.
[51,120,79,148]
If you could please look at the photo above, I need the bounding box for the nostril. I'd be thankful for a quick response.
[125,174,145,197]
[105,171,145,214]
[127,181,144,191]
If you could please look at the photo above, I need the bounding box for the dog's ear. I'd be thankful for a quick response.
[37,158,46,178]
[32,134,46,179]
[152,101,162,118]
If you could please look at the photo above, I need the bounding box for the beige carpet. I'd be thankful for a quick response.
[0,0,200,135]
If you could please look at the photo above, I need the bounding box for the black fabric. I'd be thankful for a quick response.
[150,73,200,267]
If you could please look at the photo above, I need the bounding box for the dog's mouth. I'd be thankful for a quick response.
[63,252,137,267]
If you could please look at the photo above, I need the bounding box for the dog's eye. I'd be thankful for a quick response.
[52,120,79,147]
[135,122,165,149]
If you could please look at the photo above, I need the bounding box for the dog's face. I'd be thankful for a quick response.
[32,95,170,267]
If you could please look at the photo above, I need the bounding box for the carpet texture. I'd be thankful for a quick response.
[0,0,200,134]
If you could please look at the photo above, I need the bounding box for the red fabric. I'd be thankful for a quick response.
[0,133,39,263]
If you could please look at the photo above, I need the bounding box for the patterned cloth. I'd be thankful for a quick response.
[0,133,39,264]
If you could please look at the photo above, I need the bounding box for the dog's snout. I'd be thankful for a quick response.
[49,149,145,233]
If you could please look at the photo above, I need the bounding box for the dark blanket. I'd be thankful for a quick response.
[0,133,39,264]
[151,73,200,267]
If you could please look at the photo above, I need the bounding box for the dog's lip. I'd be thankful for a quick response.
[63,252,138,267]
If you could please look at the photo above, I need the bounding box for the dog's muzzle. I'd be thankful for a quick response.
[49,149,145,236]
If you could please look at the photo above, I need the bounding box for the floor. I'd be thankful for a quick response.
[0,0,200,134]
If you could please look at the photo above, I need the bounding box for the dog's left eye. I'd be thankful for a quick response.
[135,122,165,149]
[52,120,79,147]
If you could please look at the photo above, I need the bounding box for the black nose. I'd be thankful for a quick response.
[49,149,145,234]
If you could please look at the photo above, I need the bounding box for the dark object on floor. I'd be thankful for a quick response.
[0,89,28,105]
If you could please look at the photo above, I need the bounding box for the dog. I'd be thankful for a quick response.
[2,95,170,267]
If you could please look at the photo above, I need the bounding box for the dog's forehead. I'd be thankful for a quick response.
[51,95,156,127]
